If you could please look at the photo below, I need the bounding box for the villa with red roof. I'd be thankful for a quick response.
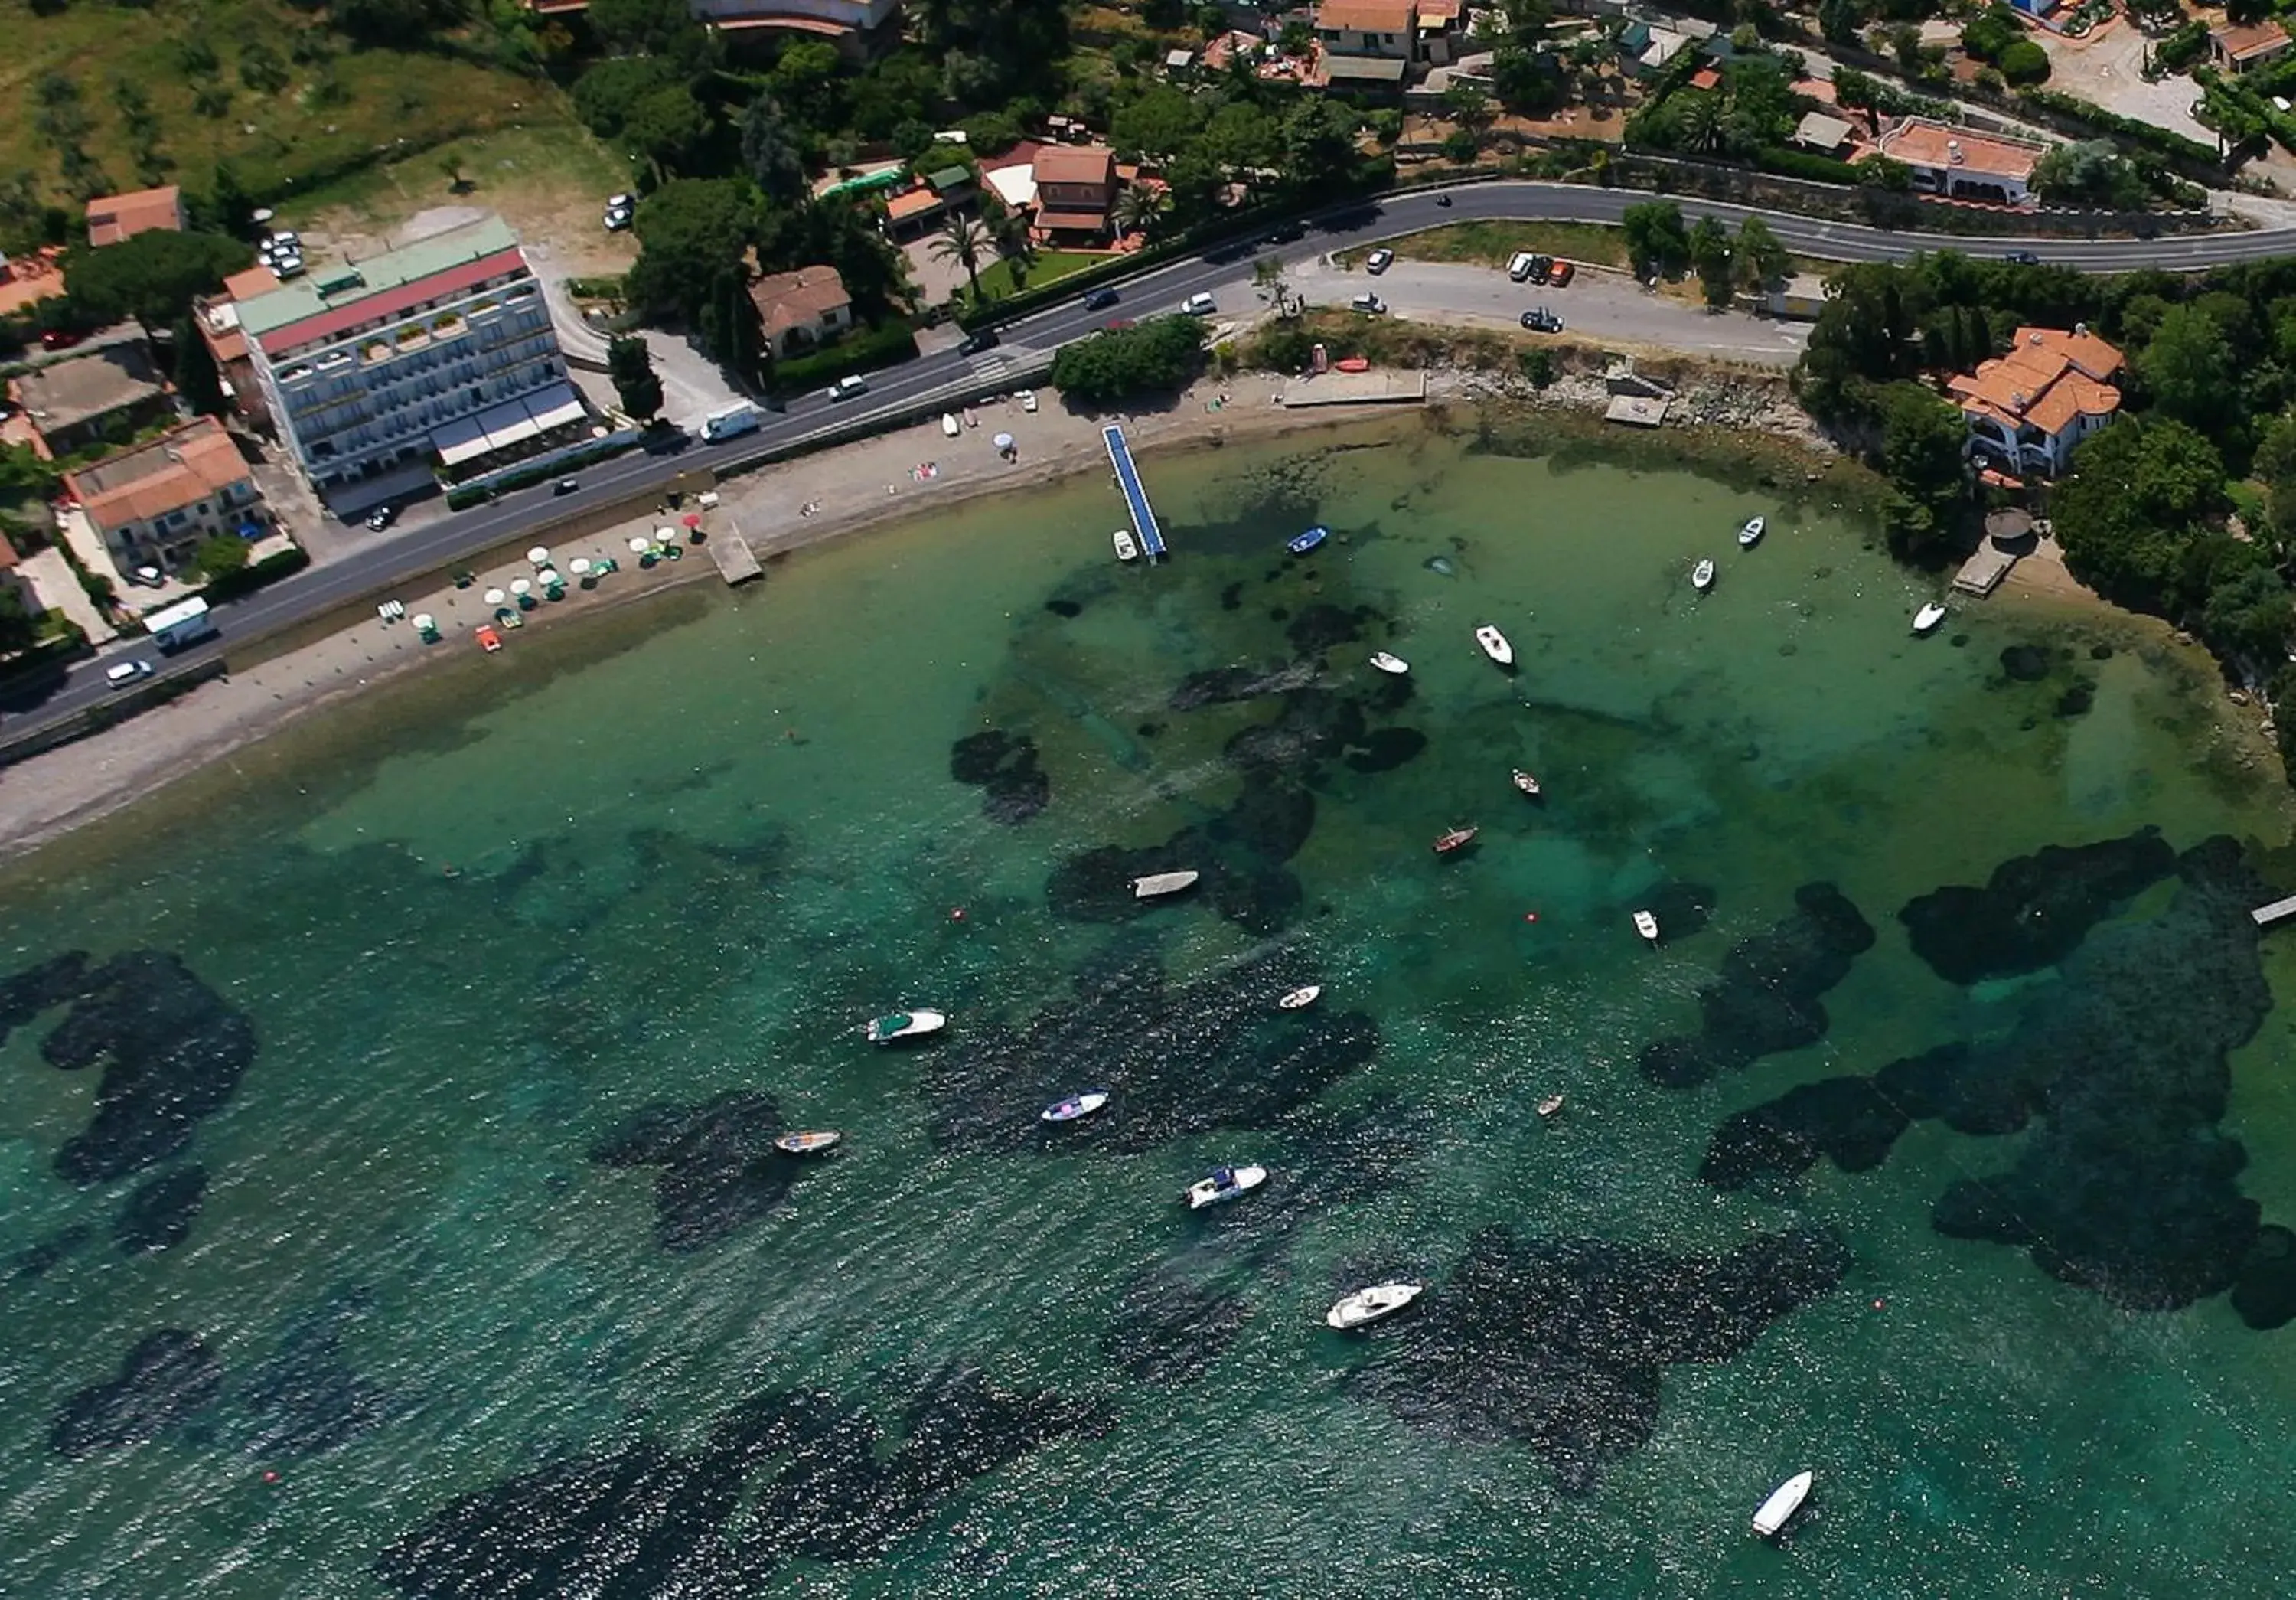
[1949,325,2124,478]
[233,216,579,505]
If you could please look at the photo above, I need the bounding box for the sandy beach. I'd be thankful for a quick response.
[0,371,1387,858]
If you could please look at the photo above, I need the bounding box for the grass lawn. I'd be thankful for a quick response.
[970,250,1105,304]
[3,0,590,209]
[1341,220,1634,273]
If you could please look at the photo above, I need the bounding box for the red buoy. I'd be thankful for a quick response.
[950,907,967,922]
[1523,912,1540,923]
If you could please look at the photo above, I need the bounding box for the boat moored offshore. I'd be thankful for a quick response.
[866,1009,947,1044]
[1133,870,1200,900]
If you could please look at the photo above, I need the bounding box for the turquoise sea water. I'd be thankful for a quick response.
[5,412,2296,1598]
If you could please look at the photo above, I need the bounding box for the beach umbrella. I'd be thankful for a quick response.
[655,526,676,542]
[412,614,435,631]
[683,513,701,529]
[510,577,532,596]
[527,546,550,566]
[539,569,561,588]
[993,433,1014,451]
[628,534,652,553]
[569,557,591,576]
[484,588,506,606]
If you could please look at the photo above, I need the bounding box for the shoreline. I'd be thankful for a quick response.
[0,361,2230,860]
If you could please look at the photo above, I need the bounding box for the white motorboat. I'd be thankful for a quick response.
[1691,559,1715,593]
[941,412,960,439]
[1473,624,1514,667]
[1133,869,1200,900]
[1752,1471,1814,1537]
[866,1008,947,1044]
[1632,909,1660,944]
[1512,769,1543,798]
[1326,1282,1424,1331]
[1114,527,1140,562]
[1182,1164,1267,1209]
[1041,1089,1111,1123]
[1913,602,1948,635]
[1536,1093,1565,1118]
[1369,651,1410,675]
[1277,984,1322,1010]
[774,1130,842,1156]
[1738,516,1765,548]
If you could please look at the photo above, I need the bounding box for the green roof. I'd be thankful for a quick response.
[235,215,522,338]
[926,166,974,191]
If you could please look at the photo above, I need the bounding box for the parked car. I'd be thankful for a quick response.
[272,253,306,279]
[364,505,398,532]
[1526,255,1553,283]
[957,328,1000,357]
[1365,248,1394,275]
[1350,292,1386,315]
[130,565,165,588]
[604,204,634,232]
[38,328,83,351]
[553,477,580,495]
[1082,287,1120,312]
[105,660,154,691]
[827,374,869,401]
[1548,260,1575,287]
[1020,389,1039,413]
[1263,220,1305,245]
[606,193,634,211]
[1521,307,1564,334]
[1508,251,1538,282]
[1179,292,1216,315]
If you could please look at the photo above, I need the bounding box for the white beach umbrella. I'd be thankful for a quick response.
[412,613,435,631]
[527,546,550,566]
[510,577,533,596]
[993,433,1014,451]
[655,526,676,542]
[539,569,561,588]
[568,557,591,576]
[628,535,652,553]
[484,588,506,606]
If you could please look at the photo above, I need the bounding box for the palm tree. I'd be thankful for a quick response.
[931,213,993,305]
[1679,91,1725,156]
[1114,182,1166,241]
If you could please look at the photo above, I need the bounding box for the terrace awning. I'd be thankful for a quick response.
[430,383,588,468]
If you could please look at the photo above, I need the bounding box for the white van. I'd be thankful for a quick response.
[1508,251,1539,282]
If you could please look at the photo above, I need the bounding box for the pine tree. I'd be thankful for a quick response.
[606,335,666,421]
[172,316,227,416]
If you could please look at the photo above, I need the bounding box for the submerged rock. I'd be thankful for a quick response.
[1343,1226,1848,1494]
[2232,1226,2296,1330]
[233,1304,393,1458]
[113,1165,208,1254]
[1699,1080,1908,1191]
[589,1091,802,1253]
[1898,829,2177,986]
[374,1367,1110,1595]
[1639,883,1874,1088]
[948,730,1049,824]
[51,1329,222,1457]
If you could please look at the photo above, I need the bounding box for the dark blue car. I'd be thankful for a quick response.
[1082,287,1120,312]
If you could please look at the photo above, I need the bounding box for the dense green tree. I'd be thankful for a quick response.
[1734,215,1789,292]
[573,57,683,142]
[1490,44,1564,117]
[1689,216,1733,308]
[623,84,713,181]
[64,229,252,328]
[700,266,765,383]
[171,315,226,416]
[1818,0,1865,44]
[627,178,755,324]
[771,41,845,136]
[739,95,807,206]
[2200,550,2294,664]
[2255,411,2296,541]
[1049,316,1208,406]
[2053,416,2229,612]
[1280,99,1363,190]
[1113,86,1200,166]
[2032,141,2147,210]
[328,0,468,49]
[754,197,907,322]
[607,335,665,420]
[0,581,38,658]
[588,0,703,58]
[1620,199,1690,278]
[1876,380,1968,557]
[2139,304,2237,434]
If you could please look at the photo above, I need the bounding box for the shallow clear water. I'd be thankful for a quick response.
[3,413,2294,1598]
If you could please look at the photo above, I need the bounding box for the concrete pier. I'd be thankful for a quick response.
[710,524,762,586]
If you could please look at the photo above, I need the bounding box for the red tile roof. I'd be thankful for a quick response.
[86,185,184,248]
[1032,145,1117,186]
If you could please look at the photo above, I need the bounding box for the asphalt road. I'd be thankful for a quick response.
[12,179,2296,743]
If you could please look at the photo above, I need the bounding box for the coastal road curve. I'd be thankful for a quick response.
[9,180,2295,747]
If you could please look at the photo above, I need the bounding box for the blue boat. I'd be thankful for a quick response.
[1289,526,1329,556]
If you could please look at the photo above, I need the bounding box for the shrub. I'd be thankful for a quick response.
[771,321,920,393]
[1049,315,1208,404]
[1998,40,2050,87]
[196,545,307,603]
[1753,145,1863,185]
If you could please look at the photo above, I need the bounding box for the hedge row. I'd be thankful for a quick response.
[2014,87,2223,171]
[771,322,921,394]
[1752,146,1862,188]
[195,546,310,606]
[444,436,642,511]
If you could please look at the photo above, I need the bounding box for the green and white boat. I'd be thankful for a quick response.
[866,1009,947,1044]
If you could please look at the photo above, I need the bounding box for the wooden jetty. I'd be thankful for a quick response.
[2252,895,2296,929]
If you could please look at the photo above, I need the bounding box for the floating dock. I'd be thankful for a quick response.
[2252,894,2296,929]
[1102,425,1166,560]
[710,524,762,586]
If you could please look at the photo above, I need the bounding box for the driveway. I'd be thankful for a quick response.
[2037,21,2216,151]
[1296,257,1812,367]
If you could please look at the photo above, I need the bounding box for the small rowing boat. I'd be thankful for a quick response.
[1133,870,1200,900]
[774,1130,842,1156]
[1536,1093,1565,1118]
[866,1009,947,1044]
[1913,602,1948,635]
[1474,624,1514,667]
[1632,909,1660,944]
[1512,769,1542,798]
[1433,826,1479,856]
[1041,1089,1110,1124]
[1277,984,1322,1011]
[1326,1282,1423,1330]
[1752,1471,1813,1537]
[1114,527,1140,562]
[1368,651,1409,675]
[1738,516,1765,548]
[1691,558,1715,593]
[1288,525,1329,555]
